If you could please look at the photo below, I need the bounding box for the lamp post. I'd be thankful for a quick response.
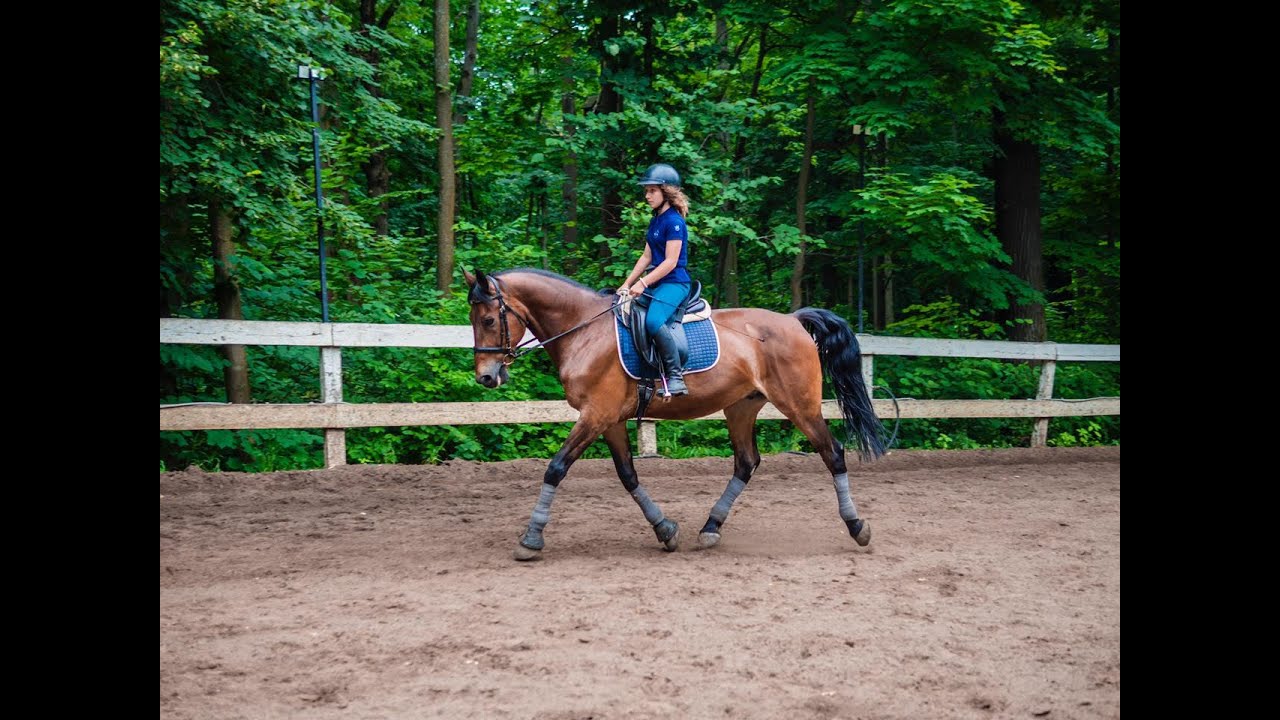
[298,65,346,468]
[853,124,867,333]
[297,64,330,323]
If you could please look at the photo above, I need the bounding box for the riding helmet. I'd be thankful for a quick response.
[636,163,681,187]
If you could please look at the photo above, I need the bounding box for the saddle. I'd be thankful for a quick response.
[620,280,708,369]
[614,281,713,420]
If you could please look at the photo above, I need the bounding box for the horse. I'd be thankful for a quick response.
[463,268,886,561]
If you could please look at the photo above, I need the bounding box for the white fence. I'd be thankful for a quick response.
[160,319,1120,467]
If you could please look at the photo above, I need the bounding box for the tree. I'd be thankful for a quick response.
[435,0,456,292]
[993,104,1045,341]
[356,0,402,238]
[210,199,250,402]
[791,84,815,311]
[454,0,480,125]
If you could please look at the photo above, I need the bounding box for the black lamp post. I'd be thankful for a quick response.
[297,64,330,323]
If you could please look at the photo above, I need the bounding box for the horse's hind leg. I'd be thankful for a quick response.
[772,397,871,547]
[699,397,766,549]
[602,421,679,552]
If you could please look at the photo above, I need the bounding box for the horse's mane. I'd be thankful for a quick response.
[493,268,612,296]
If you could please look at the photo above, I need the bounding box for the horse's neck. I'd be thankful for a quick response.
[508,277,606,341]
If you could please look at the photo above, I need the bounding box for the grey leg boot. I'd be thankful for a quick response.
[651,323,689,397]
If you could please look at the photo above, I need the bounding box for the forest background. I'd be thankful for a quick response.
[160,0,1120,471]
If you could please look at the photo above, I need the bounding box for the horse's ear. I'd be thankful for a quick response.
[474,270,496,296]
[463,268,477,287]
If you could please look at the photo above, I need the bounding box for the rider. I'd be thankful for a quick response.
[619,163,692,397]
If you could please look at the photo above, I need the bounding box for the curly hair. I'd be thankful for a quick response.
[660,185,689,218]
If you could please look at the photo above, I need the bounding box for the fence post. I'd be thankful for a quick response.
[637,420,659,457]
[321,346,346,467]
[861,352,875,398]
[1030,359,1057,448]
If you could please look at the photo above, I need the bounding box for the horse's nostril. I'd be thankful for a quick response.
[478,375,492,386]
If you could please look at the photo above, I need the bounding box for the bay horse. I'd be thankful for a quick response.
[464,268,885,560]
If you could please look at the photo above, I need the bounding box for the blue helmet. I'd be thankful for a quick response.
[637,163,681,187]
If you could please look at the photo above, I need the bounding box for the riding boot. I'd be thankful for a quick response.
[651,323,689,396]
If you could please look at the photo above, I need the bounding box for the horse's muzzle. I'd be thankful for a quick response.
[476,362,509,388]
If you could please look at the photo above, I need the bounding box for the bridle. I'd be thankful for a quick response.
[470,275,624,365]
[470,277,539,364]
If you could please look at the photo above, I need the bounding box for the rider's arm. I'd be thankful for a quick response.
[622,245,653,292]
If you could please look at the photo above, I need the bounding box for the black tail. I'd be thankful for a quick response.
[794,308,886,461]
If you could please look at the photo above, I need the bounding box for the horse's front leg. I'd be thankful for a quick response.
[602,422,679,552]
[514,414,612,561]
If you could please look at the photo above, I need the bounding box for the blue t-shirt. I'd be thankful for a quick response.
[645,207,691,284]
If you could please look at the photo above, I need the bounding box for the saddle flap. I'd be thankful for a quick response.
[627,300,657,366]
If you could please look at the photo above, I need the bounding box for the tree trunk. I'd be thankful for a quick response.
[598,12,624,251]
[454,0,479,125]
[641,13,655,80]
[733,25,768,163]
[561,52,580,275]
[790,83,816,311]
[871,254,896,328]
[871,258,880,329]
[713,16,735,307]
[365,153,390,237]
[994,106,1045,342]
[449,0,476,222]
[211,198,250,404]
[847,274,854,324]
[820,252,839,309]
[717,25,767,308]
[883,252,895,326]
[539,193,549,270]
[714,233,740,307]
[435,0,456,293]
[359,0,398,238]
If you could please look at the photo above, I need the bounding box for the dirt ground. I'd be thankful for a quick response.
[160,446,1120,719]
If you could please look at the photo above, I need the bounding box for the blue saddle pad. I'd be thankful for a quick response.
[615,315,721,380]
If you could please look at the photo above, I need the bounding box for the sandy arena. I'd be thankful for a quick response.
[160,446,1120,719]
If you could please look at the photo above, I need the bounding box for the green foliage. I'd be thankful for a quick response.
[161,0,1119,471]
[849,172,1039,310]
[160,429,323,472]
[885,297,1006,340]
[1049,421,1109,448]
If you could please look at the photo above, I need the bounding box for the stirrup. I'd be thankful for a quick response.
[661,375,688,397]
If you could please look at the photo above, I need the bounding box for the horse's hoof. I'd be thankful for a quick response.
[514,532,544,561]
[698,532,721,549]
[850,518,871,547]
[654,519,680,552]
[513,544,543,561]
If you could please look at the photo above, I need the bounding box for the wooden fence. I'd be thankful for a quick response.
[160,318,1120,467]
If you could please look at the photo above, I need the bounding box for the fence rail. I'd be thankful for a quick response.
[160,318,1119,466]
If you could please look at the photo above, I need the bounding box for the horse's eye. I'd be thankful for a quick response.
[484,317,496,328]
